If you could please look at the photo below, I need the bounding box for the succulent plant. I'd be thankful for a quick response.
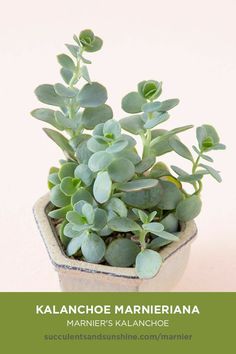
[31,30,226,279]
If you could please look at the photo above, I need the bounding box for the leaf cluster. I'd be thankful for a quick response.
[32,30,225,279]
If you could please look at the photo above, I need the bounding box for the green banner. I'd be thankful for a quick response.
[1,293,234,352]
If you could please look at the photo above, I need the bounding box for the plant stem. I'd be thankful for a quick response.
[192,155,201,174]
[69,48,84,88]
[142,129,152,159]
[192,152,203,195]
[139,230,147,251]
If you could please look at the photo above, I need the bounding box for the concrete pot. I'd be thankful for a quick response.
[33,194,197,292]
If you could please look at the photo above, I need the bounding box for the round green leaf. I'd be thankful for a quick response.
[74,164,94,186]
[161,214,179,233]
[54,83,76,97]
[121,92,146,114]
[106,140,128,153]
[87,137,107,153]
[138,80,162,100]
[55,111,79,130]
[31,108,62,130]
[34,84,65,107]
[108,158,135,182]
[175,195,202,222]
[142,222,164,234]
[108,217,141,232]
[82,104,113,129]
[202,125,220,145]
[59,221,70,247]
[60,177,79,196]
[71,188,94,206]
[88,151,113,172]
[60,68,73,84]
[79,30,103,52]
[48,205,72,219]
[118,179,158,192]
[48,172,60,189]
[103,119,121,139]
[114,149,141,165]
[105,239,140,267]
[76,140,93,163]
[64,223,82,238]
[58,162,77,180]
[85,36,103,52]
[93,171,112,204]
[123,186,162,209]
[135,249,162,279]
[92,208,107,231]
[119,115,145,135]
[50,185,71,208]
[135,157,156,174]
[157,180,183,210]
[57,54,75,71]
[106,197,128,217]
[82,203,94,224]
[79,29,94,46]
[149,162,170,178]
[142,101,162,113]
[78,82,107,108]
[148,237,172,250]
[73,200,87,214]
[81,233,106,263]
[66,211,84,225]
[67,232,88,256]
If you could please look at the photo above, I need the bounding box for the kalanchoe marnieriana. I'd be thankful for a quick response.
[31,30,226,280]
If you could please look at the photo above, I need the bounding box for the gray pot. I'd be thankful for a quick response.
[33,194,197,292]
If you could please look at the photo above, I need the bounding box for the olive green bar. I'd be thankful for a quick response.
[0,293,235,353]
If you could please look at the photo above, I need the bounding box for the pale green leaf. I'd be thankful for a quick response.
[135,249,162,279]
[169,139,193,161]
[43,128,75,158]
[93,171,112,203]
[175,195,202,221]
[108,217,141,232]
[118,179,158,192]
[108,158,135,182]
[121,92,146,114]
[82,104,113,130]
[88,151,113,172]
[81,233,106,263]
[50,185,71,208]
[78,82,107,108]
[105,239,139,267]
[35,84,65,107]
[57,54,75,71]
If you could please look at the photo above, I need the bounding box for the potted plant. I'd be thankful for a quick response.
[32,30,225,292]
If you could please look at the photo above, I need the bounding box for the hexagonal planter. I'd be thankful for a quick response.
[33,193,197,292]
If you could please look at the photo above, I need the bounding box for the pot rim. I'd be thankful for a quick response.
[33,193,197,279]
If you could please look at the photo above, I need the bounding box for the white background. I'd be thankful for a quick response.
[0,0,235,291]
